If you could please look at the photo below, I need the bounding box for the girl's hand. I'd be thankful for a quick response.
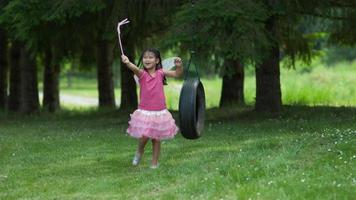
[121,55,130,64]
[174,57,183,67]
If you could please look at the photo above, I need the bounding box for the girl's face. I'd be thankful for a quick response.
[142,51,159,70]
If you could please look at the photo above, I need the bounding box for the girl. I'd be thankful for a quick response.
[121,48,183,169]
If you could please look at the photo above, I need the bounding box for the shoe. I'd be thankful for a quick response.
[132,153,141,166]
[150,163,159,169]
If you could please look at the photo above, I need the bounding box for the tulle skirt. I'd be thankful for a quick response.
[127,109,179,140]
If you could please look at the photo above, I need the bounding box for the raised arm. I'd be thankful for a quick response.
[163,57,184,78]
[121,54,142,76]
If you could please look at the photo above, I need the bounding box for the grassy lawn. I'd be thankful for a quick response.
[0,106,355,199]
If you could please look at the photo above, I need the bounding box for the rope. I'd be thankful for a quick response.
[185,0,200,80]
[117,18,130,55]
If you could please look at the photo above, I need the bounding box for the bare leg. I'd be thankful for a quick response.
[137,137,149,155]
[151,139,161,166]
[132,137,149,165]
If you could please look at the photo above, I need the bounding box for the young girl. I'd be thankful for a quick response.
[121,48,183,169]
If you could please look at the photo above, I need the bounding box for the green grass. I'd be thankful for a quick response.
[0,106,355,199]
[279,60,356,106]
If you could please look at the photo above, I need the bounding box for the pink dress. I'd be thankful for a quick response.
[127,69,179,140]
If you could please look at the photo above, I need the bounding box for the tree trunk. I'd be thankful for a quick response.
[97,39,115,108]
[219,59,245,107]
[0,28,8,110]
[255,5,282,112]
[8,41,21,112]
[119,36,137,110]
[43,47,60,112]
[20,46,39,114]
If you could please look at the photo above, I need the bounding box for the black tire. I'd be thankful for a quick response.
[179,78,206,139]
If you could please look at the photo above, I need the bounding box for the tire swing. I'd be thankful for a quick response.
[179,53,206,139]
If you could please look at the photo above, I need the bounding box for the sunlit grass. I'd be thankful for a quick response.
[280,60,356,106]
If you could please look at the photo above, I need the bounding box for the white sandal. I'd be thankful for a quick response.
[132,153,141,166]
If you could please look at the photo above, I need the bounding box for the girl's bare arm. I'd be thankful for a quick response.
[121,55,142,76]
[163,57,184,78]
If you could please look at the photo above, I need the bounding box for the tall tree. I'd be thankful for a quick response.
[0,27,7,110]
[8,41,21,112]
[19,46,39,114]
[220,59,245,107]
[94,1,119,108]
[255,0,282,112]
[120,32,137,110]
[43,47,60,112]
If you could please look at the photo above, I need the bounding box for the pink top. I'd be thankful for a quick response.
[138,69,166,111]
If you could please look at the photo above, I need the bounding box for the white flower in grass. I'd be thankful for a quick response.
[328,148,331,152]
[337,184,341,187]
[268,181,273,185]
[0,175,8,179]
[301,179,305,183]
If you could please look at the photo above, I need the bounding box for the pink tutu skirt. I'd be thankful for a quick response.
[127,109,179,140]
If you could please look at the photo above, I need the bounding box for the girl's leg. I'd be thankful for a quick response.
[151,139,161,166]
[137,136,149,155]
[132,137,149,166]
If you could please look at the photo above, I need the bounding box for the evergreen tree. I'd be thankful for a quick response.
[165,0,270,108]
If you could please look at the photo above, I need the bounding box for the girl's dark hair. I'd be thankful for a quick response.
[137,48,167,85]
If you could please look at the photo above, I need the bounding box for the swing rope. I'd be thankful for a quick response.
[184,0,200,81]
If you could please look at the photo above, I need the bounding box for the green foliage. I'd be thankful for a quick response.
[0,0,93,68]
[165,0,270,67]
[328,1,356,45]
[165,0,335,74]
[322,46,356,65]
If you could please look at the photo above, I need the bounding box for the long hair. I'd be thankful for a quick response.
[137,48,167,85]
